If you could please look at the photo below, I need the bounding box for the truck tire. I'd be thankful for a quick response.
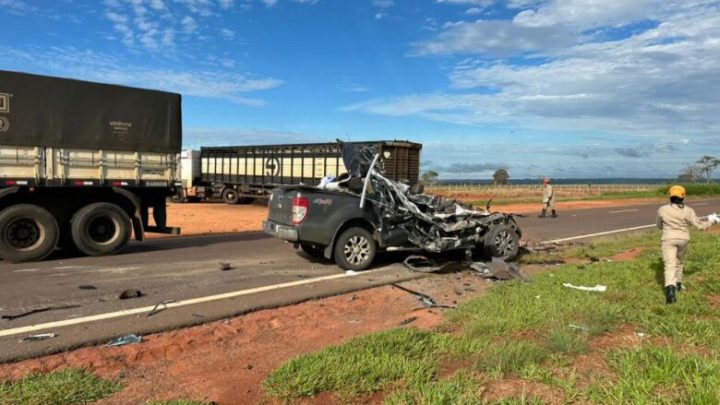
[222,188,240,204]
[168,189,187,203]
[483,225,519,260]
[334,227,376,271]
[71,203,131,257]
[0,204,59,263]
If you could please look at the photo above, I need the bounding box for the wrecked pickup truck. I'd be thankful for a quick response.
[263,142,521,270]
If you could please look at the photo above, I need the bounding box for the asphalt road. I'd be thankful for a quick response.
[1,197,718,361]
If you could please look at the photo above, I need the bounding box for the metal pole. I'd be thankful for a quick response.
[360,153,382,209]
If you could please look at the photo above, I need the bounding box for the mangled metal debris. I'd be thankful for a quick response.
[402,253,529,282]
[317,141,523,261]
[1,304,82,321]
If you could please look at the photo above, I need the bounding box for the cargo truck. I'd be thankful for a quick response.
[0,70,181,262]
[173,141,422,204]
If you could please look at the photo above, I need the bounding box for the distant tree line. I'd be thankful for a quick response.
[679,155,720,183]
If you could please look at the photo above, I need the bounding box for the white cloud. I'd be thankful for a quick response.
[220,27,235,39]
[411,20,574,56]
[435,0,495,6]
[219,0,234,8]
[373,0,394,7]
[0,46,284,106]
[0,0,35,14]
[465,7,482,15]
[181,15,199,33]
[348,6,720,141]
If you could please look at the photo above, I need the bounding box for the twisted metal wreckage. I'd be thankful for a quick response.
[319,141,528,281]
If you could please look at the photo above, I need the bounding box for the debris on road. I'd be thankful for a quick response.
[20,333,57,342]
[107,334,142,347]
[347,294,358,302]
[147,300,176,317]
[118,289,143,300]
[391,283,455,310]
[562,283,607,292]
[78,285,97,290]
[471,257,530,282]
[402,255,452,273]
[1,304,82,321]
[399,316,418,325]
[218,262,232,271]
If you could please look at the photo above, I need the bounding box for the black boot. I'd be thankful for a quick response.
[665,285,676,304]
[676,282,683,292]
[539,209,546,218]
[551,210,558,218]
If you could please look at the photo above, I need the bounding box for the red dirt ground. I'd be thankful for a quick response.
[0,273,492,405]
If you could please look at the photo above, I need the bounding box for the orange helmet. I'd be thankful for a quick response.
[668,185,686,199]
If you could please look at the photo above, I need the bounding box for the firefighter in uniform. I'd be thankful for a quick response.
[656,185,718,304]
[539,178,557,218]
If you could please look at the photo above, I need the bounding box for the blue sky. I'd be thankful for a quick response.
[1,0,719,179]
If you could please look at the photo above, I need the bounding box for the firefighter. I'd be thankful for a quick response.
[539,178,557,218]
[656,185,718,304]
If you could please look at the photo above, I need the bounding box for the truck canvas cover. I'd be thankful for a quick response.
[0,70,181,153]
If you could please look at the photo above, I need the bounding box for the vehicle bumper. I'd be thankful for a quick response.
[263,220,299,242]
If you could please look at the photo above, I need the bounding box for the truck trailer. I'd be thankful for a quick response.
[0,70,181,262]
[174,140,422,204]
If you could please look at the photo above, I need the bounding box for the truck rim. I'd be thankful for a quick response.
[5,217,42,250]
[343,235,370,265]
[88,216,119,244]
[493,230,515,256]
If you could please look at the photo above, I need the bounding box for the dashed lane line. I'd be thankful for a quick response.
[0,268,389,338]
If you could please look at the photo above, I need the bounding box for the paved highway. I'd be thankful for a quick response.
[1,198,718,361]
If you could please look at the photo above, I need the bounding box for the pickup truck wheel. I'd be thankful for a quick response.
[222,188,240,204]
[0,204,59,262]
[334,227,376,271]
[71,203,131,257]
[483,225,519,260]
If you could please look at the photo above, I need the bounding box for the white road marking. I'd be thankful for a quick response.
[543,224,656,244]
[694,202,708,206]
[0,268,391,337]
[608,209,639,214]
[544,214,711,244]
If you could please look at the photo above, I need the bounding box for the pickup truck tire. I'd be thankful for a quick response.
[0,204,59,263]
[483,225,519,259]
[334,227,376,271]
[222,188,240,204]
[71,203,131,257]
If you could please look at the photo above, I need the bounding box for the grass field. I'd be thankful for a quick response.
[426,182,720,206]
[264,229,720,403]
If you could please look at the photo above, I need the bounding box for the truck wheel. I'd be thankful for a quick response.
[0,204,59,262]
[222,188,240,204]
[168,189,187,203]
[71,203,131,257]
[334,227,376,271]
[483,225,519,259]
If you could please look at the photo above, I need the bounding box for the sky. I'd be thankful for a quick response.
[1,0,719,179]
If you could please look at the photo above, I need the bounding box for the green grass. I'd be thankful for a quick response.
[0,368,122,405]
[475,341,548,378]
[264,229,720,403]
[589,346,720,403]
[383,372,482,405]
[263,328,452,400]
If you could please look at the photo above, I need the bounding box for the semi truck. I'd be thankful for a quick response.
[173,141,422,204]
[0,70,181,262]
